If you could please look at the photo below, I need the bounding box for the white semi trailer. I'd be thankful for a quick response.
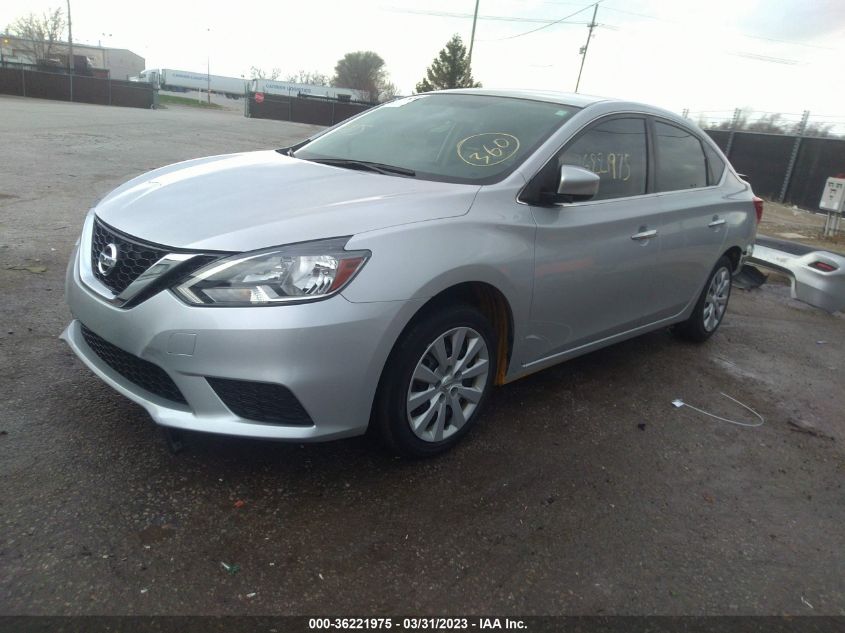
[251,79,369,102]
[133,69,247,99]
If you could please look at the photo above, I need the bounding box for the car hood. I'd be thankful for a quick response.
[95,150,480,251]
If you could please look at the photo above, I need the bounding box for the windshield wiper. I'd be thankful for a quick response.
[306,158,416,177]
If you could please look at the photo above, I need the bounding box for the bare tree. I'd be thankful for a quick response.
[7,7,66,62]
[377,81,400,102]
[285,70,330,86]
[802,122,835,138]
[249,66,281,80]
[745,112,787,134]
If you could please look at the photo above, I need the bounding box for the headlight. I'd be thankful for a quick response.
[173,237,369,306]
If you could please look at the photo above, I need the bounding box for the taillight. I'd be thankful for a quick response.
[753,196,764,223]
[809,261,838,273]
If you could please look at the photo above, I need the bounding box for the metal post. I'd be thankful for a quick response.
[467,0,480,73]
[778,110,809,203]
[575,4,598,93]
[724,108,741,158]
[206,28,211,104]
[67,0,74,102]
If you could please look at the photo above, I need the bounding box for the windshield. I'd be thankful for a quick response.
[293,94,578,184]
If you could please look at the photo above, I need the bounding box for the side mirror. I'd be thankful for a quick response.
[554,165,600,203]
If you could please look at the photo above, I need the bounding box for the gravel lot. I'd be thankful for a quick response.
[1,96,843,616]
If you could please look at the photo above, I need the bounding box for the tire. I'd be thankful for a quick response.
[673,255,733,343]
[372,304,497,458]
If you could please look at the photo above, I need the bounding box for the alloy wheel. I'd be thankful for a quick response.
[406,326,490,442]
[702,267,730,332]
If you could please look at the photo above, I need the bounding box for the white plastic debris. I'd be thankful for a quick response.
[671,393,764,427]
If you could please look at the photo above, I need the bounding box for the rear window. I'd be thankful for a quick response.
[654,121,708,191]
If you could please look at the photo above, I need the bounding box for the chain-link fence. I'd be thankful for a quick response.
[683,108,845,211]
[246,91,376,127]
[0,62,154,109]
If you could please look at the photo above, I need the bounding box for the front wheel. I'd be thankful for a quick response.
[372,305,497,458]
[673,255,733,343]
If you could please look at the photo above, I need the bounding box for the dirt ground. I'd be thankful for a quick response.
[758,199,844,253]
[0,96,843,616]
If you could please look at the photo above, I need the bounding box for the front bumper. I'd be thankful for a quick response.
[62,242,420,440]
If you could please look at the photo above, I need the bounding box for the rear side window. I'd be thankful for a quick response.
[654,121,707,191]
[558,117,647,201]
[703,142,726,185]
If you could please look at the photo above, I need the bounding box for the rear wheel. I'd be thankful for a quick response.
[372,305,497,458]
[673,255,733,342]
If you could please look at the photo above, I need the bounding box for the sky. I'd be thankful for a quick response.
[3,0,845,128]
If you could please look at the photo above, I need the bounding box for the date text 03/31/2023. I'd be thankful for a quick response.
[307,617,528,630]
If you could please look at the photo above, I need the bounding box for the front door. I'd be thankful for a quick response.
[525,116,663,364]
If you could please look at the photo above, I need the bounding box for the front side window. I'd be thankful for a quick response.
[654,121,708,191]
[558,117,648,201]
[294,94,578,185]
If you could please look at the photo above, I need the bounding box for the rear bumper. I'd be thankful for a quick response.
[749,240,845,313]
[62,243,421,440]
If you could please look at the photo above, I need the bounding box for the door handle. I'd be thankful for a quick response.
[631,229,658,241]
[708,217,726,228]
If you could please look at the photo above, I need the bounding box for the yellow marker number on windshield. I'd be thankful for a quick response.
[457,133,520,167]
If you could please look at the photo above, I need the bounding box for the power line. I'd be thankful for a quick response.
[486,0,607,41]
[598,4,837,51]
[383,7,592,25]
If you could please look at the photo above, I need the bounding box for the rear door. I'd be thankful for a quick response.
[650,119,729,319]
[525,116,664,363]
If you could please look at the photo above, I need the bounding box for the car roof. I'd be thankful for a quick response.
[431,88,695,129]
[433,88,609,108]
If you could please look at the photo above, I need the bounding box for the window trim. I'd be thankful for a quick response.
[518,112,652,206]
[701,138,726,186]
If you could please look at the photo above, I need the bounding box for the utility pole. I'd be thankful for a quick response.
[467,0,480,71]
[67,0,74,101]
[206,27,211,104]
[574,3,598,93]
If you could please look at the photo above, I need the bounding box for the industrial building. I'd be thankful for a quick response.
[0,35,144,80]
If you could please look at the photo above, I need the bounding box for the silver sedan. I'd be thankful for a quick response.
[62,89,758,456]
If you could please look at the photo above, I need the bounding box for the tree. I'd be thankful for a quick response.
[7,7,66,62]
[378,81,400,102]
[803,122,835,138]
[333,51,389,101]
[415,34,481,93]
[745,112,786,134]
[285,70,330,86]
[250,66,281,80]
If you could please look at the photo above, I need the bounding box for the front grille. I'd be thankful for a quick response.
[207,377,313,425]
[91,218,169,295]
[80,324,187,405]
